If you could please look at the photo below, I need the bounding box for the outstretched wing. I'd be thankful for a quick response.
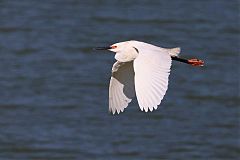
[109,61,135,114]
[133,49,172,112]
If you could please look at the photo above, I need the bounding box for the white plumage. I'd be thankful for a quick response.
[109,61,135,114]
[133,47,171,112]
[107,40,179,114]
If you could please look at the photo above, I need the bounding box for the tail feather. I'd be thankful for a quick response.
[168,47,181,57]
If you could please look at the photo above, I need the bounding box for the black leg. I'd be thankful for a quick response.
[171,56,189,64]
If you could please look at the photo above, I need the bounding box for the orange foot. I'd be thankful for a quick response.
[188,58,204,66]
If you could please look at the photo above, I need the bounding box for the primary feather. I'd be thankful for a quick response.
[133,45,171,112]
[109,61,135,114]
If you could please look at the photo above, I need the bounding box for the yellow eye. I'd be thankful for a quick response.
[111,45,117,49]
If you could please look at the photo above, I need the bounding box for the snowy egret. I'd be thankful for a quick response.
[95,40,204,114]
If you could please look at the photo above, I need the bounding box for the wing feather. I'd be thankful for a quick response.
[109,61,135,114]
[133,49,172,112]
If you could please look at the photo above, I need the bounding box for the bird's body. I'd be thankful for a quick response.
[95,40,204,114]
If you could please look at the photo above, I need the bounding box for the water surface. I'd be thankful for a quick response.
[0,0,239,159]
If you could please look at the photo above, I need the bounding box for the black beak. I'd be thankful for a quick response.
[94,46,112,50]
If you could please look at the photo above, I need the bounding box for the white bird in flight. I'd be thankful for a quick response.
[95,40,204,114]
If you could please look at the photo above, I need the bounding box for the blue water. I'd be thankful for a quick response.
[0,0,239,159]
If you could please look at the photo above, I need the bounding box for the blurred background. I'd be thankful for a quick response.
[0,0,239,159]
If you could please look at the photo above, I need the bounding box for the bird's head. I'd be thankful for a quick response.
[95,41,136,53]
[95,41,139,62]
